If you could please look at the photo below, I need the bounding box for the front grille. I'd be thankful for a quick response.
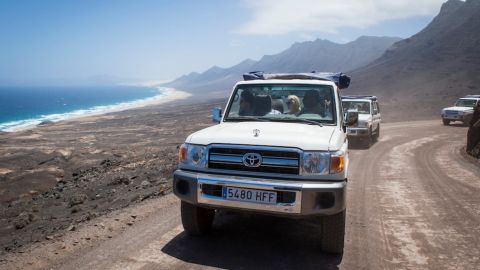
[445,110,458,115]
[208,147,300,175]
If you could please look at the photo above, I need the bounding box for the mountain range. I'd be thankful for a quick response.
[164,0,480,121]
[163,36,401,95]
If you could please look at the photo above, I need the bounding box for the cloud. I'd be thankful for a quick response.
[237,0,445,35]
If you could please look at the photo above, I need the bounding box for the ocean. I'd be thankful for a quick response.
[0,85,168,132]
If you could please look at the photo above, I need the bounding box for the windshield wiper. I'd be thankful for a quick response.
[272,118,323,127]
[225,116,272,122]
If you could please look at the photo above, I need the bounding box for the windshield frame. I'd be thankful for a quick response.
[341,100,371,114]
[223,83,338,126]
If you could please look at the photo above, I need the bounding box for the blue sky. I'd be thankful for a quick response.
[0,0,446,85]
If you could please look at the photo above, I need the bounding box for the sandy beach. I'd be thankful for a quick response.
[0,95,225,252]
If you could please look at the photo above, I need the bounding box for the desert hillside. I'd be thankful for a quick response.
[346,0,480,121]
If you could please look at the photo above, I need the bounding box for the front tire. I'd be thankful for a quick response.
[373,125,380,142]
[321,210,346,254]
[442,119,450,125]
[364,128,373,148]
[181,201,215,236]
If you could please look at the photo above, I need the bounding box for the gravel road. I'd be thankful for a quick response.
[2,120,479,270]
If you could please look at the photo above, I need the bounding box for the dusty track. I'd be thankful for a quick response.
[2,120,479,270]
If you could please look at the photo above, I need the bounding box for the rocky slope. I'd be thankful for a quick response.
[346,0,480,121]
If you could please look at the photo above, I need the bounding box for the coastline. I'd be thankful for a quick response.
[0,87,191,133]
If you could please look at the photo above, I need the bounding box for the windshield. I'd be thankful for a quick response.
[342,100,371,114]
[224,84,336,125]
[455,99,477,107]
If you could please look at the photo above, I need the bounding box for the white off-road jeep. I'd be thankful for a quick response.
[173,72,357,254]
[441,95,480,125]
[341,95,381,147]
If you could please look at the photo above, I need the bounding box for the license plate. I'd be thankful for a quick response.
[348,129,357,134]
[222,187,277,204]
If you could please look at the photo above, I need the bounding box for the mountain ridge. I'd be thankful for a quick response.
[346,0,480,121]
[163,35,401,94]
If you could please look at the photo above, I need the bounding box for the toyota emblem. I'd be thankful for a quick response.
[242,153,262,168]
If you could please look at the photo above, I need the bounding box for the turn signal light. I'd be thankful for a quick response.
[330,154,345,174]
[178,144,187,163]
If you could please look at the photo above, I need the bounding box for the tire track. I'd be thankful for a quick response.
[3,120,480,270]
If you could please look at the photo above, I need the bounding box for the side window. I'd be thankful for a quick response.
[376,102,380,114]
[372,102,379,115]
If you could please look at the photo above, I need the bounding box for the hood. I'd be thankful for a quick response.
[187,121,337,151]
[443,106,474,112]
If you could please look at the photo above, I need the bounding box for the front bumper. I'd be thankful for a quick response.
[442,114,466,121]
[173,169,346,217]
[346,127,370,137]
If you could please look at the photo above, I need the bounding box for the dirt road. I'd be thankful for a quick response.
[2,120,479,270]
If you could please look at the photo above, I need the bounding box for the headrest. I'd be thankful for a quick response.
[271,99,284,113]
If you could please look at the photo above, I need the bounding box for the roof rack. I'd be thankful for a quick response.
[342,95,377,101]
[242,71,351,89]
[464,95,480,98]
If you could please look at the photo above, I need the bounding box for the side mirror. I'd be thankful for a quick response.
[345,111,358,127]
[212,107,222,123]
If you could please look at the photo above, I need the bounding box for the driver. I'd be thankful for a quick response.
[239,90,255,116]
[299,90,326,116]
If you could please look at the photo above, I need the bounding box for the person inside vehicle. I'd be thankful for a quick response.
[286,95,300,114]
[299,90,325,116]
[362,103,369,113]
[239,90,255,116]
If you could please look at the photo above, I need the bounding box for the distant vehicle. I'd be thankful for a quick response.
[341,95,381,147]
[441,95,480,125]
[173,71,356,254]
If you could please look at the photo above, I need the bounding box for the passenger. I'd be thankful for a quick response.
[362,103,369,113]
[286,95,300,114]
[299,90,325,116]
[239,90,255,116]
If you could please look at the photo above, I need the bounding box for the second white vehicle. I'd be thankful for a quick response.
[341,95,381,147]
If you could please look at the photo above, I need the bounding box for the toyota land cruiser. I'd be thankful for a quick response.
[173,72,357,254]
[441,95,480,125]
[342,95,381,147]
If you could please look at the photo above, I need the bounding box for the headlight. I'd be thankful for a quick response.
[178,144,207,168]
[302,151,345,175]
[302,152,330,175]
